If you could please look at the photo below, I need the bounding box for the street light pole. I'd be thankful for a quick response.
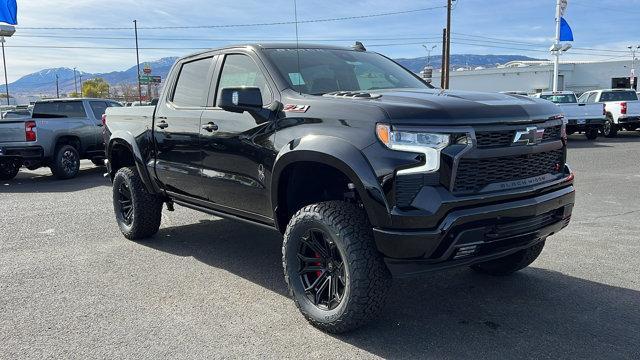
[73,67,78,96]
[552,0,562,92]
[134,20,142,104]
[444,0,453,89]
[55,73,59,98]
[79,74,83,97]
[1,36,10,106]
[628,45,640,90]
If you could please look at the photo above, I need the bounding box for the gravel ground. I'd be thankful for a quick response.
[1,133,639,359]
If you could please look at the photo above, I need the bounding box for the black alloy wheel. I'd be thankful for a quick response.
[61,148,79,175]
[0,159,20,180]
[298,228,346,311]
[117,181,134,226]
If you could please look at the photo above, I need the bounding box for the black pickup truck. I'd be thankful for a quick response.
[105,43,575,333]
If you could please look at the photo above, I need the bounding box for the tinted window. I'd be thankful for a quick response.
[217,54,272,104]
[172,57,213,107]
[32,101,87,118]
[89,101,108,119]
[264,48,430,95]
[540,94,577,103]
[599,91,638,102]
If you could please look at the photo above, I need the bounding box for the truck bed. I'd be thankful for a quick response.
[105,106,156,132]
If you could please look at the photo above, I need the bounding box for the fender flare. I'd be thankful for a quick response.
[271,135,390,228]
[107,130,158,194]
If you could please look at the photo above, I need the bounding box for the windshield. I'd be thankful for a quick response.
[263,49,431,95]
[540,94,577,104]
[600,91,638,102]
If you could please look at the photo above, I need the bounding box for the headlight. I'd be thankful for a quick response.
[376,124,450,174]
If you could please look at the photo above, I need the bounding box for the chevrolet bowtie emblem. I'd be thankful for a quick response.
[513,127,545,146]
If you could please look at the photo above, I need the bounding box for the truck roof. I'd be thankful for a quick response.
[537,91,575,96]
[183,43,363,59]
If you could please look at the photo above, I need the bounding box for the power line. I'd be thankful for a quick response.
[19,6,446,30]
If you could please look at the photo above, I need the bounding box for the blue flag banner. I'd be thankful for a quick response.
[560,17,573,41]
[0,0,17,25]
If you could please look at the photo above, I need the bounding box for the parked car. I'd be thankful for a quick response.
[105,44,575,333]
[0,98,121,180]
[578,89,640,137]
[532,91,604,140]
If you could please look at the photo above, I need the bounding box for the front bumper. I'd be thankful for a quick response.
[373,183,575,277]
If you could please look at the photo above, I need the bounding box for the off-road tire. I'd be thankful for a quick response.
[112,166,163,240]
[0,159,20,180]
[585,127,599,140]
[282,201,391,333]
[602,115,618,138]
[470,240,546,276]
[50,144,80,179]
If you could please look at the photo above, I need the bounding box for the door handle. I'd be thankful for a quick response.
[202,122,219,132]
[156,121,169,129]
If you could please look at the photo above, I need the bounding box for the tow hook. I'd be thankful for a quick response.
[166,200,175,211]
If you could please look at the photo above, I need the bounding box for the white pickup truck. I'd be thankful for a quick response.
[578,89,640,137]
[533,91,605,140]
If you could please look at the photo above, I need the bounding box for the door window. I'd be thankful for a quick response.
[217,54,272,104]
[587,93,598,103]
[171,57,213,107]
[89,101,108,119]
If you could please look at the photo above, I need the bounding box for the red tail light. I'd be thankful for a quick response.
[621,102,627,115]
[25,121,37,142]
[101,113,107,127]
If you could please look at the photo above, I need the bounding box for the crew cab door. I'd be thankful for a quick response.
[199,52,277,221]
[153,55,216,199]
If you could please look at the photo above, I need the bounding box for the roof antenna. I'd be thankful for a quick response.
[293,0,302,95]
[353,41,366,52]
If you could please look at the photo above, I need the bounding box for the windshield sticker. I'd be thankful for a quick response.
[288,73,305,86]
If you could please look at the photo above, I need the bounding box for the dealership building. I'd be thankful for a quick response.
[429,59,637,94]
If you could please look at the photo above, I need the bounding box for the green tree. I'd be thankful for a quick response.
[82,78,110,98]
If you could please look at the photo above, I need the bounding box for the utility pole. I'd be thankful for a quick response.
[79,74,83,97]
[440,28,446,88]
[628,45,640,90]
[134,20,142,104]
[73,67,78,96]
[552,0,561,92]
[55,73,59,98]
[1,37,10,105]
[444,0,453,89]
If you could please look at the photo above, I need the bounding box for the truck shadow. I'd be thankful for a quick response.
[140,218,639,359]
[1,166,110,193]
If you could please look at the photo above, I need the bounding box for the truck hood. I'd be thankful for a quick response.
[352,89,560,126]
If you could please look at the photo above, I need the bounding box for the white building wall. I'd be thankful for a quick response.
[430,60,635,94]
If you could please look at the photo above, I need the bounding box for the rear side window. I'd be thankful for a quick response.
[600,91,638,102]
[171,57,213,107]
[32,101,87,118]
[89,101,108,119]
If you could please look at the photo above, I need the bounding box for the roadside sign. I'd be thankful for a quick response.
[139,75,161,85]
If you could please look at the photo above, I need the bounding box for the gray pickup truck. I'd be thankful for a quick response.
[0,98,121,180]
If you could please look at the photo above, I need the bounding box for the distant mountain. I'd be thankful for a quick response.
[8,54,542,96]
[8,57,178,95]
[395,54,543,73]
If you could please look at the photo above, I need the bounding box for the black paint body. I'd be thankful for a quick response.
[105,44,575,277]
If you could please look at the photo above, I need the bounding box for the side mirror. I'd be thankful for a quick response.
[218,87,263,113]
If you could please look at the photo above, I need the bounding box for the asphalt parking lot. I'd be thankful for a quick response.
[1,133,639,359]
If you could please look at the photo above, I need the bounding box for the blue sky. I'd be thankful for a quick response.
[5,0,640,81]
